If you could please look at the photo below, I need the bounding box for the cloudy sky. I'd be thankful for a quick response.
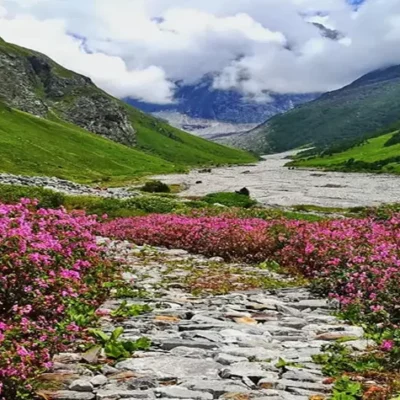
[0,0,399,103]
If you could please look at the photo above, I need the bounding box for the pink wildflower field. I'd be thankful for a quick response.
[2,202,400,398]
[100,214,400,325]
[0,200,116,399]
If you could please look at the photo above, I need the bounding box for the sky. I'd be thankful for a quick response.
[0,0,399,104]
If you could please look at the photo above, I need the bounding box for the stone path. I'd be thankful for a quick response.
[46,240,369,400]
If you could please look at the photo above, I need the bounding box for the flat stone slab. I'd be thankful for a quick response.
[180,379,250,397]
[116,356,221,379]
[45,392,95,400]
[155,386,213,400]
[221,362,279,380]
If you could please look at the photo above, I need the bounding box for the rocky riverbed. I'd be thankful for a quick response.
[43,240,369,400]
[154,151,400,208]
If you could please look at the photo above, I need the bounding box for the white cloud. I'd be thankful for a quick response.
[0,0,399,103]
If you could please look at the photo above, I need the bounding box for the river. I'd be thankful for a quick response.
[154,151,400,208]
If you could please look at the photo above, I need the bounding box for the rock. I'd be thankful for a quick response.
[170,346,210,358]
[282,370,324,383]
[82,346,102,364]
[116,356,221,380]
[101,365,119,376]
[234,317,258,325]
[277,379,332,392]
[288,300,331,310]
[180,379,250,397]
[127,376,158,390]
[215,353,249,365]
[90,375,108,387]
[254,389,307,400]
[96,389,155,399]
[43,391,95,400]
[221,362,278,379]
[160,339,220,351]
[346,339,375,351]
[219,346,279,361]
[53,353,83,364]
[69,379,94,392]
[155,386,213,400]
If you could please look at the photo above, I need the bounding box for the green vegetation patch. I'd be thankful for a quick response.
[0,102,177,184]
[202,192,258,208]
[289,131,400,174]
[124,105,257,167]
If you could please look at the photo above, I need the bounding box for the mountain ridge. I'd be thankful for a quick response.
[226,63,400,154]
[126,76,318,136]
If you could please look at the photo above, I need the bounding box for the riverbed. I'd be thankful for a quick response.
[154,151,400,208]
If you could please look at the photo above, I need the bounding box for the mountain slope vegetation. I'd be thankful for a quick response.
[0,37,256,181]
[289,127,400,174]
[0,101,180,183]
[238,65,400,154]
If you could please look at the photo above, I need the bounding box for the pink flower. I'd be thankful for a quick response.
[381,340,395,352]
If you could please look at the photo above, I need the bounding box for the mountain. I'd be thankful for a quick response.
[228,64,400,154]
[288,121,400,174]
[0,37,256,183]
[126,76,317,136]
[0,37,136,147]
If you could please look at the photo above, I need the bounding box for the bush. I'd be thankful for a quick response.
[202,192,257,208]
[141,180,171,193]
[0,184,65,209]
[99,215,286,262]
[0,200,117,399]
[125,195,179,214]
[100,213,400,329]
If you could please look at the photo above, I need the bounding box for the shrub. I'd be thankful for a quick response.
[100,213,400,330]
[0,200,117,399]
[202,192,257,208]
[125,195,179,214]
[0,184,65,209]
[99,215,287,262]
[141,180,170,193]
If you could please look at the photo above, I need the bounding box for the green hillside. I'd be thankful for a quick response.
[242,65,400,154]
[0,102,180,184]
[289,130,400,174]
[0,37,257,183]
[124,106,257,166]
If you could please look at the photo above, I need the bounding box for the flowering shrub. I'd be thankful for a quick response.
[280,216,400,326]
[100,214,400,328]
[0,200,116,399]
[98,214,291,262]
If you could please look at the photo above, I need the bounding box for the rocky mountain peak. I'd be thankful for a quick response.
[0,38,136,147]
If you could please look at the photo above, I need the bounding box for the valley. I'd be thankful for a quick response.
[154,150,400,208]
[1,7,400,399]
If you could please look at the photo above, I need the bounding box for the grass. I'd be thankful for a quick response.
[289,131,400,174]
[202,192,258,208]
[124,105,257,167]
[249,66,400,154]
[0,36,257,184]
[0,102,179,184]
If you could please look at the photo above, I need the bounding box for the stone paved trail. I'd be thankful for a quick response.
[47,240,369,400]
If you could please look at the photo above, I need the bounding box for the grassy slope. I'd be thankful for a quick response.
[0,37,257,177]
[291,131,400,174]
[0,102,179,184]
[124,106,257,166]
[249,66,400,154]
